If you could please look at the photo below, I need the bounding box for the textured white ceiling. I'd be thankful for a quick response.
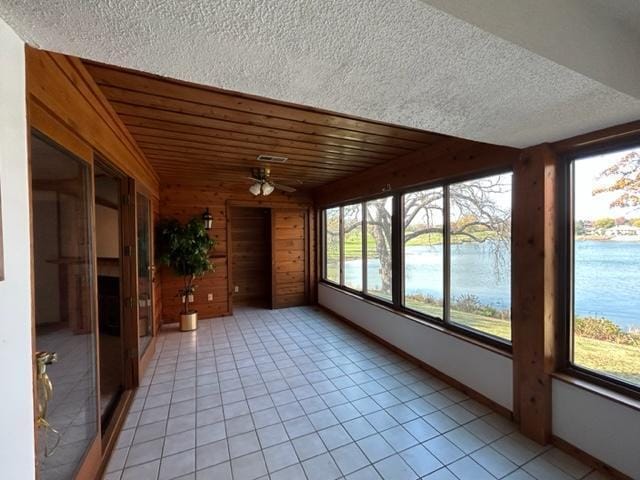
[1,0,639,148]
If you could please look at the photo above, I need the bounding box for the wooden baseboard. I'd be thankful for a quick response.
[316,304,513,420]
[551,436,632,480]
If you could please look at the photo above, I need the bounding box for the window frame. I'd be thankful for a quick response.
[321,207,341,286]
[562,145,640,398]
[319,167,514,352]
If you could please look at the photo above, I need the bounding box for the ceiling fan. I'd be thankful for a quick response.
[245,167,297,196]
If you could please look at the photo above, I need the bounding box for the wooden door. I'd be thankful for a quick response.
[271,209,308,308]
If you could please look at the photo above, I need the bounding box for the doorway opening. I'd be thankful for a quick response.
[230,207,272,308]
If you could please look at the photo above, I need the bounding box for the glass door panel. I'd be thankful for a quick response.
[137,192,153,353]
[31,133,98,480]
[94,161,125,430]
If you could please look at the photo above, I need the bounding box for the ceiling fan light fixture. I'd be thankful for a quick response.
[249,182,262,196]
[261,182,275,196]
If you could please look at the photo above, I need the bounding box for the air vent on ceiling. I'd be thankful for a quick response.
[257,154,288,163]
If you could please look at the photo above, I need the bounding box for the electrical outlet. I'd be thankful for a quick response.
[207,293,213,301]
[234,286,239,293]
[188,294,194,302]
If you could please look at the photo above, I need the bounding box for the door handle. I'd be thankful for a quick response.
[35,351,61,457]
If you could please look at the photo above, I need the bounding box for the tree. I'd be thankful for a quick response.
[366,175,512,295]
[594,217,615,230]
[157,218,215,314]
[594,150,640,209]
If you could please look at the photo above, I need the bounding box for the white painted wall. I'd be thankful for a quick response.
[0,17,35,480]
[423,0,640,99]
[552,380,640,479]
[319,284,513,410]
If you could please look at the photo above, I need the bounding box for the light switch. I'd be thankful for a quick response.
[207,293,213,301]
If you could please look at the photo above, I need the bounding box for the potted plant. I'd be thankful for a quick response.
[157,217,215,331]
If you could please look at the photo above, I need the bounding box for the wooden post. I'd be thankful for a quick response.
[512,143,559,444]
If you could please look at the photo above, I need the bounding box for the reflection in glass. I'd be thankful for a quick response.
[449,174,512,341]
[343,204,363,291]
[137,193,153,354]
[324,208,340,283]
[403,187,444,318]
[366,196,393,301]
[31,133,98,480]
[94,162,124,430]
[573,148,640,387]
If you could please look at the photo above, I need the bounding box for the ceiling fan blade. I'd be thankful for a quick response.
[272,182,297,193]
[244,176,262,182]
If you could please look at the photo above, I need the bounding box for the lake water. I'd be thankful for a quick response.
[344,241,640,330]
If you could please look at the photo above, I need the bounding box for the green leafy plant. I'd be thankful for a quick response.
[157,217,215,314]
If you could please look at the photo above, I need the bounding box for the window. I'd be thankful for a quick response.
[343,203,363,291]
[449,174,512,341]
[366,196,393,301]
[571,148,640,389]
[324,207,340,283]
[403,187,444,318]
[321,172,512,346]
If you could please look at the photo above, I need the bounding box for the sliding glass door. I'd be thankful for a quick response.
[31,133,98,480]
[137,192,153,354]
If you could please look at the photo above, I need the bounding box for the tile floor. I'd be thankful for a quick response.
[103,306,611,480]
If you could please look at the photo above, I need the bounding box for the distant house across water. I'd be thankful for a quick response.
[603,225,640,237]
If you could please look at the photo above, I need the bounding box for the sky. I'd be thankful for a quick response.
[574,147,639,221]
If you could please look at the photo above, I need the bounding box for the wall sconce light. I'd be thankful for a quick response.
[202,208,213,230]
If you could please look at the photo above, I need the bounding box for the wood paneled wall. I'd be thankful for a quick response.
[272,209,308,308]
[230,207,271,306]
[26,48,160,195]
[314,138,519,207]
[160,182,313,322]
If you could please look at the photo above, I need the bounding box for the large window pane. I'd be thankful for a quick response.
[324,208,340,283]
[403,187,444,318]
[343,203,363,290]
[573,148,640,387]
[449,174,512,341]
[366,196,393,300]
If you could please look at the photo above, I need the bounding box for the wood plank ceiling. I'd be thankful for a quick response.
[84,61,450,189]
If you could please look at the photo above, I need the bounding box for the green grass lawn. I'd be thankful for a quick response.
[405,297,640,385]
[327,260,640,386]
